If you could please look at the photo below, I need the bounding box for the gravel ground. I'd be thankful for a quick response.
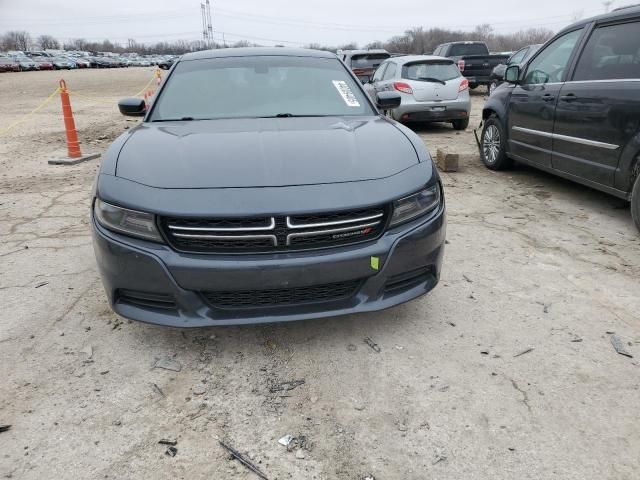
[1,68,639,480]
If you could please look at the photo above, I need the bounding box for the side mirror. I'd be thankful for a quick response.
[118,97,146,117]
[376,91,401,110]
[505,65,521,84]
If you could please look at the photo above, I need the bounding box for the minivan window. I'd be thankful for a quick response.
[573,21,640,81]
[151,56,376,121]
[402,61,460,82]
[449,43,488,56]
[523,29,582,84]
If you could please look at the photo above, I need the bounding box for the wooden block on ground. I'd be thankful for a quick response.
[436,149,459,172]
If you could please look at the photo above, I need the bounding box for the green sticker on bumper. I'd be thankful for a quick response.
[370,256,380,271]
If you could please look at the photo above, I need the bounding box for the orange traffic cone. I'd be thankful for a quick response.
[59,79,81,158]
[48,79,100,165]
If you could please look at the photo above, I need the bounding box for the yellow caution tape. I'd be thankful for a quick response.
[132,74,159,97]
[66,90,116,105]
[0,72,161,136]
[0,87,61,136]
[68,73,159,105]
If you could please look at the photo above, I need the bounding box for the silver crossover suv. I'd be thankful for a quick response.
[365,55,472,130]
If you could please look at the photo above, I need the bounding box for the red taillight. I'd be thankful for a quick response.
[393,82,413,94]
[458,78,469,92]
[457,59,465,72]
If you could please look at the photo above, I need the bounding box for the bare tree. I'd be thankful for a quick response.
[364,41,385,50]
[2,31,32,51]
[37,35,60,50]
[337,42,358,51]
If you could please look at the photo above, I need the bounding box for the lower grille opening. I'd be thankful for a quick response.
[202,279,362,309]
[384,267,432,294]
[117,289,177,310]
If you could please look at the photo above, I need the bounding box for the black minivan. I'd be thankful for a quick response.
[479,5,640,232]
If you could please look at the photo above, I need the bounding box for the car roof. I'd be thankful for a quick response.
[560,3,640,32]
[181,47,337,61]
[384,55,454,65]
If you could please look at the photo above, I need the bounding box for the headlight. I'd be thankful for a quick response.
[94,199,163,242]
[390,183,441,227]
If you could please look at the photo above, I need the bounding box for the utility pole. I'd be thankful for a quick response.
[602,0,614,13]
[206,0,213,47]
[201,3,208,47]
[200,2,213,48]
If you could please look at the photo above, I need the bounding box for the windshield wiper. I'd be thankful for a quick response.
[151,117,195,122]
[416,77,446,85]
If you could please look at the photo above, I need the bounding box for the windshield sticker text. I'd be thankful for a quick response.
[332,80,360,107]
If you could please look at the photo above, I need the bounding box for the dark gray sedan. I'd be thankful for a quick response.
[92,48,446,327]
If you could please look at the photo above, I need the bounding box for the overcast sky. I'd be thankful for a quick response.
[0,0,615,47]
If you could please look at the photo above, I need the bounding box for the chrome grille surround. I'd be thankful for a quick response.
[162,206,387,253]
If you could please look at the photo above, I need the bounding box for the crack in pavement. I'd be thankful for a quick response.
[510,378,532,414]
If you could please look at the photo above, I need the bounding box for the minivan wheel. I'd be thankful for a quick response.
[480,115,512,170]
[631,173,640,232]
[452,118,469,130]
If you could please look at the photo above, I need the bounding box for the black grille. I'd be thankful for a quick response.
[202,279,362,309]
[161,206,387,254]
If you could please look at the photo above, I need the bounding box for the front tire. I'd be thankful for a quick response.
[631,173,640,232]
[452,118,469,130]
[480,115,512,170]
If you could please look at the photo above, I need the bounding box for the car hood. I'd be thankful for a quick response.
[115,116,419,188]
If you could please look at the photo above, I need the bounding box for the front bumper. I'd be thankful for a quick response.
[91,204,446,327]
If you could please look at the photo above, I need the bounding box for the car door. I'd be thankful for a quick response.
[552,19,640,187]
[507,28,584,167]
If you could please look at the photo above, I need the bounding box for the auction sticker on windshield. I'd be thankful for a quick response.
[332,80,360,107]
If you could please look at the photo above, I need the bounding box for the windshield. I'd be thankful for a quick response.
[150,55,375,121]
[449,43,489,56]
[350,53,391,68]
[402,61,460,82]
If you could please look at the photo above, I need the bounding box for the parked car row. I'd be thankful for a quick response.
[0,51,177,72]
